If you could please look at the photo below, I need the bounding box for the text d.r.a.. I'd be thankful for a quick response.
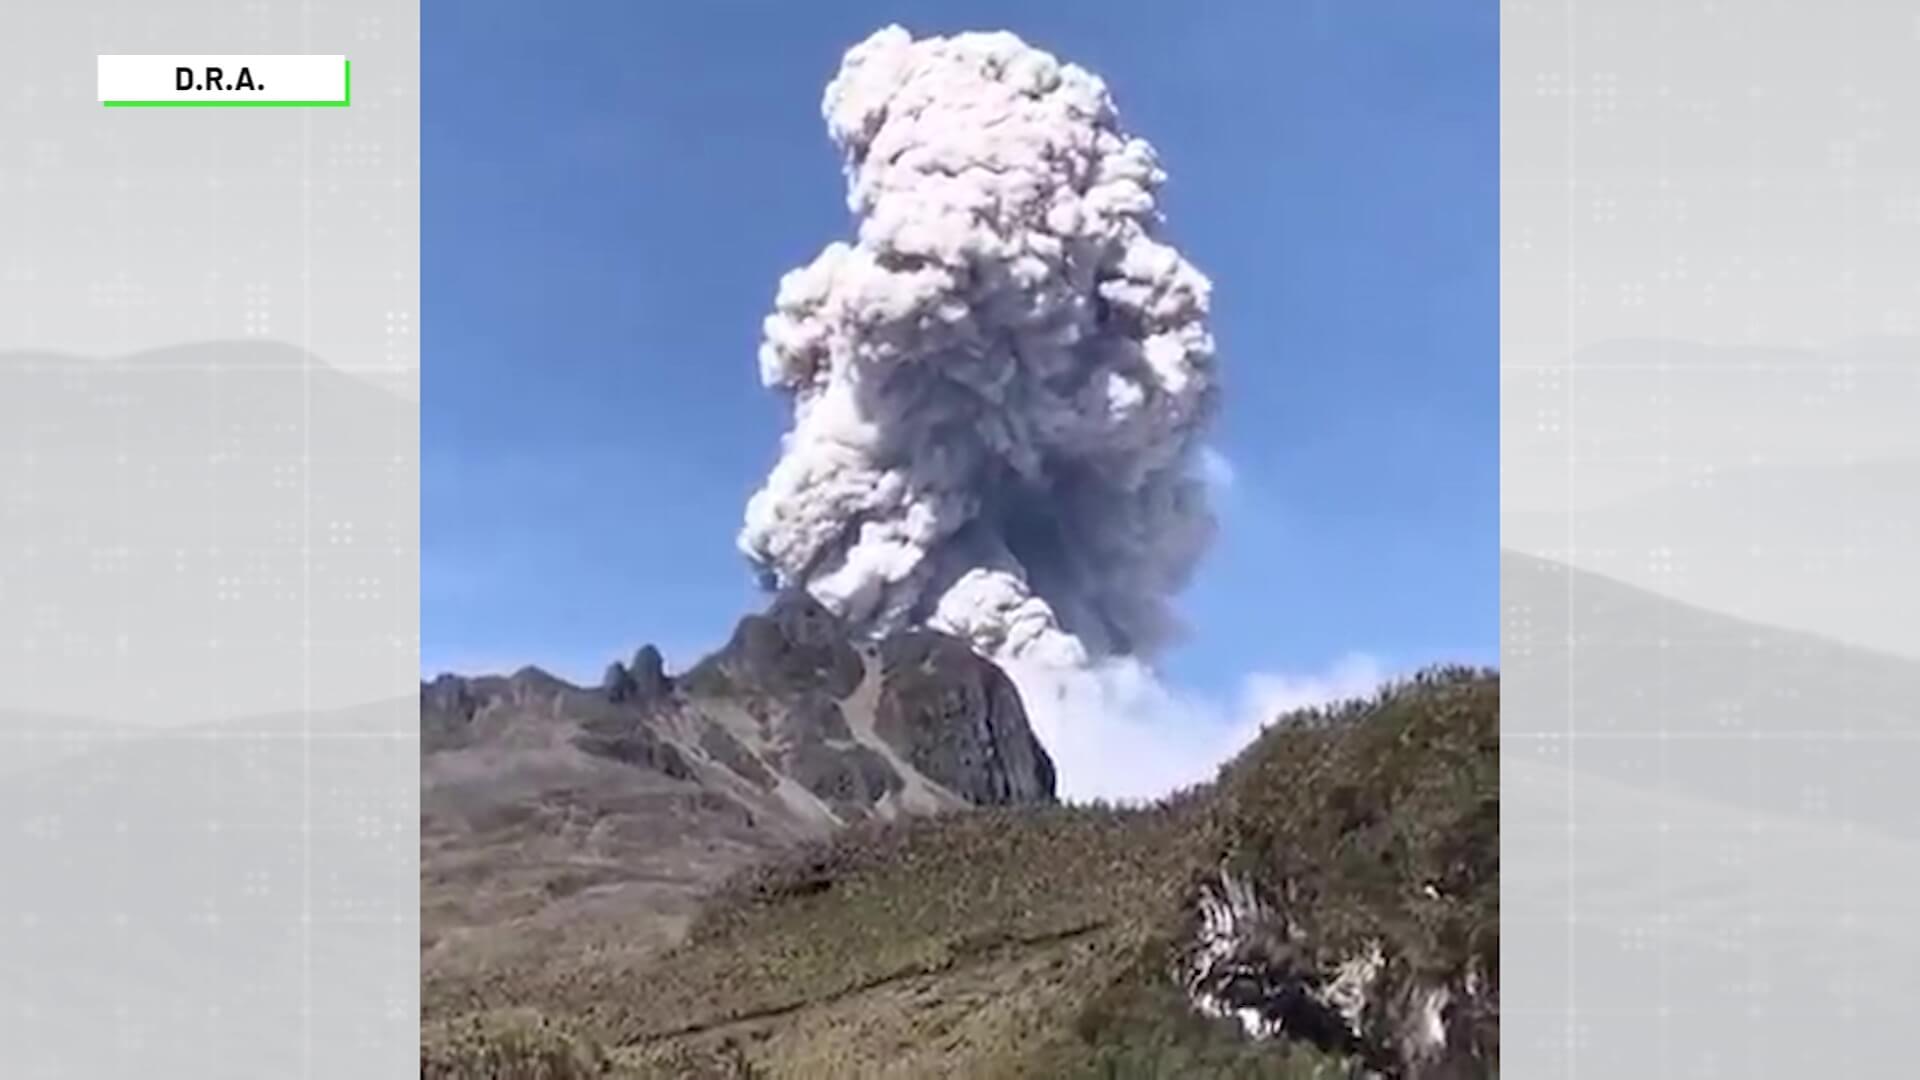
[175,66,262,92]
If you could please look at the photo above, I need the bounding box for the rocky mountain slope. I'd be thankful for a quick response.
[422,600,1498,1079]
[421,591,1056,992]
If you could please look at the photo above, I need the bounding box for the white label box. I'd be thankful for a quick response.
[98,55,349,106]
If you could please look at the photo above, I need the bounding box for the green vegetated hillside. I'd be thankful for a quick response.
[422,666,1498,1079]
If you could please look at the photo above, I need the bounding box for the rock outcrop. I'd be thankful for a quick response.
[1182,865,1495,1079]
[873,630,1057,806]
[1174,668,1500,1079]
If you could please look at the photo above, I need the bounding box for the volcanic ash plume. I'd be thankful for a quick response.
[740,25,1218,670]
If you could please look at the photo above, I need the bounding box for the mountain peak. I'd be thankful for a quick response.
[421,594,1058,991]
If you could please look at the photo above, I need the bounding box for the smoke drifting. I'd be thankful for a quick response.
[740,26,1219,672]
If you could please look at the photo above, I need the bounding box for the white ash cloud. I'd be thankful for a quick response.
[739,25,1218,670]
[1007,654,1391,802]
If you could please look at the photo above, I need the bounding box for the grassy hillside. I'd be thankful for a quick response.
[422,667,1498,1079]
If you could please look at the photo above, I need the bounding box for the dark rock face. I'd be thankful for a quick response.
[602,644,672,706]
[601,662,634,701]
[629,644,672,699]
[662,590,1057,809]
[683,590,865,701]
[873,630,1058,806]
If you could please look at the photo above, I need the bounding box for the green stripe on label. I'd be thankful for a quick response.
[104,59,350,108]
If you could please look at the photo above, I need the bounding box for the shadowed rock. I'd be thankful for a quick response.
[602,644,673,707]
[874,630,1057,806]
[681,590,866,700]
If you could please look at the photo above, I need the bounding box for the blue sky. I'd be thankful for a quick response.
[423,1,1498,699]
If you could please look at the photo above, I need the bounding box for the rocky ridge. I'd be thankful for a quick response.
[420,590,1056,987]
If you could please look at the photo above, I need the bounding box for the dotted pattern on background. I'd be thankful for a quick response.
[1503,1,1920,1077]
[0,3,419,1077]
